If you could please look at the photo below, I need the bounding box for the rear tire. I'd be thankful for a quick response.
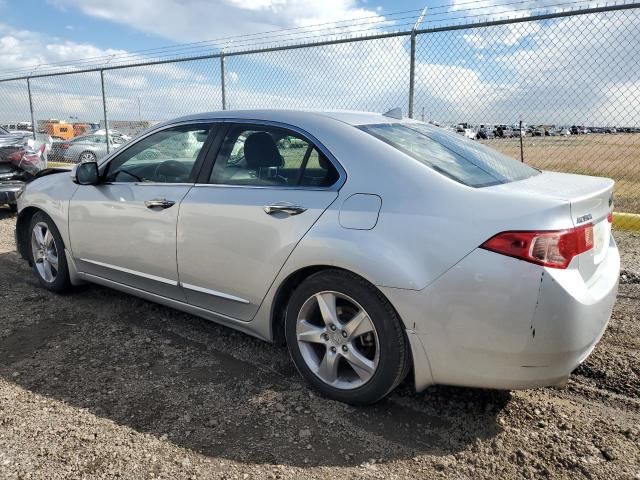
[28,212,71,293]
[285,269,410,405]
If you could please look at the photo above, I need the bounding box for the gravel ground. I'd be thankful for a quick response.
[0,206,639,479]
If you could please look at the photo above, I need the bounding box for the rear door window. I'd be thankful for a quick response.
[209,125,339,188]
[359,122,539,187]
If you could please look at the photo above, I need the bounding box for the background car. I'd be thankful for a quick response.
[476,127,495,140]
[55,133,128,163]
[456,126,477,139]
[90,129,132,141]
[0,126,47,212]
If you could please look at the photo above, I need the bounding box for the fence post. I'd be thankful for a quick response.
[409,34,416,119]
[408,8,427,119]
[519,120,524,163]
[100,70,110,154]
[26,78,36,140]
[220,52,227,110]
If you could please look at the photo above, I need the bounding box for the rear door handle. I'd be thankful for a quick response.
[145,198,176,209]
[264,203,307,216]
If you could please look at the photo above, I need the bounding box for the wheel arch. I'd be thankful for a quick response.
[16,206,44,261]
[270,265,333,346]
[269,264,410,350]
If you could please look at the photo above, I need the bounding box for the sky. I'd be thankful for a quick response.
[0,0,639,126]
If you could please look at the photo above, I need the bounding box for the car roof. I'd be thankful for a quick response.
[164,109,406,129]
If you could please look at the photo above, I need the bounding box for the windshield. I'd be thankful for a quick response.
[359,122,539,187]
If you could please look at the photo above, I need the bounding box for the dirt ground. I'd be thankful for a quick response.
[0,207,638,480]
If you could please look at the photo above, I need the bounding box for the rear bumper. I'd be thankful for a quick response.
[383,236,620,391]
[0,181,24,204]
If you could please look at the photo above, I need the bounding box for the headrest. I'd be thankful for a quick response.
[244,132,283,169]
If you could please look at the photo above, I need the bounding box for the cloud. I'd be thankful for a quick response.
[2,4,640,129]
[48,0,382,43]
[0,23,126,74]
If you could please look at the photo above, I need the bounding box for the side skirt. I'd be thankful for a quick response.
[76,271,272,342]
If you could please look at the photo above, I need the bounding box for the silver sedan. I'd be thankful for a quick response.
[14,110,619,404]
[51,133,128,163]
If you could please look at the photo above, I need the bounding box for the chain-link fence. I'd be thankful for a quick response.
[1,3,639,231]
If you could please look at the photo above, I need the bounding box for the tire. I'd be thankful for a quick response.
[8,203,17,213]
[28,212,72,293]
[285,269,410,405]
[78,151,97,163]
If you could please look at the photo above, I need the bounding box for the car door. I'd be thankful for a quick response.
[177,122,344,321]
[69,122,215,300]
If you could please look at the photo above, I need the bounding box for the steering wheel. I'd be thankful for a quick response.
[153,160,190,182]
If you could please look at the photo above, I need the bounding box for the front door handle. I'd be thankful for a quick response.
[145,198,176,209]
[264,202,307,216]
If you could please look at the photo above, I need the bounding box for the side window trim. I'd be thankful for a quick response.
[295,144,315,185]
[195,123,230,184]
[98,121,217,185]
[196,120,346,191]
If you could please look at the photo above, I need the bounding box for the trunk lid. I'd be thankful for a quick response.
[489,171,614,279]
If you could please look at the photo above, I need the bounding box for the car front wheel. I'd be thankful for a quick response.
[285,270,410,405]
[29,212,71,293]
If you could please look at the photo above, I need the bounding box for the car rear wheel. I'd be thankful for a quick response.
[285,270,410,405]
[29,212,71,293]
[79,151,96,163]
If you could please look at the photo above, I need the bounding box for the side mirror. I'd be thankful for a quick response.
[72,161,100,185]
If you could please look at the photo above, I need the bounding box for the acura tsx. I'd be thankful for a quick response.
[14,110,619,404]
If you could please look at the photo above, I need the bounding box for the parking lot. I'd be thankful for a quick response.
[0,209,638,479]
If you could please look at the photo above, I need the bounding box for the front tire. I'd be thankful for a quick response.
[285,270,410,405]
[28,212,71,293]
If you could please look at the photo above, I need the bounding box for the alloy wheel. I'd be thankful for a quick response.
[296,291,380,389]
[79,152,96,162]
[31,222,58,283]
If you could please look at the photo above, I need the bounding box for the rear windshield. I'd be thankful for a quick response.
[359,122,539,187]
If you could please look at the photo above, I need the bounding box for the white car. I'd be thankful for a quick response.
[14,110,619,404]
[456,127,477,140]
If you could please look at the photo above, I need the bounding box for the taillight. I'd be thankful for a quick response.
[481,224,594,269]
[607,212,613,223]
[8,145,44,165]
[7,150,23,162]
